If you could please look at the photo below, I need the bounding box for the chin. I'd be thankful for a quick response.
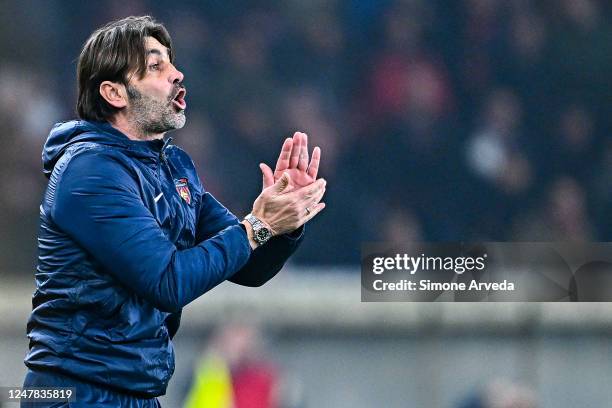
[174,112,186,129]
[165,112,186,131]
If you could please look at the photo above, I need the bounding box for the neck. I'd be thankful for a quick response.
[108,114,165,141]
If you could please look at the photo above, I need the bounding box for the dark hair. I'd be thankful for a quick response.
[76,16,174,122]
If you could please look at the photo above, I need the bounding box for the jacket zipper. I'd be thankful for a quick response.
[159,137,174,180]
[160,137,173,161]
[157,137,176,230]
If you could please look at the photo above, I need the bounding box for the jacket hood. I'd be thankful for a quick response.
[43,120,168,178]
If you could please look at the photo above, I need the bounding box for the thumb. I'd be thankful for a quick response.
[274,172,291,193]
[259,163,274,190]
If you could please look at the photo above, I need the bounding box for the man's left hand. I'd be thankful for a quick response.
[260,132,321,191]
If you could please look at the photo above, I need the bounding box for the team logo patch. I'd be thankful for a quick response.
[174,178,191,204]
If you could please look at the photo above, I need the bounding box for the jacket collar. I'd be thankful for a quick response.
[92,121,170,154]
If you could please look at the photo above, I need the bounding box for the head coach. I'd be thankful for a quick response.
[21,15,326,407]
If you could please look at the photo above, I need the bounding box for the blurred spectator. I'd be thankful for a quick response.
[457,378,537,408]
[546,105,599,185]
[381,205,423,244]
[465,88,533,239]
[459,0,506,98]
[0,65,61,272]
[466,88,531,194]
[183,323,296,408]
[513,176,594,242]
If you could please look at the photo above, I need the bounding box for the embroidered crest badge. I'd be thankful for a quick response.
[174,178,191,204]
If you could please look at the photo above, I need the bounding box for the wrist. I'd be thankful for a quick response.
[244,213,274,246]
[240,220,259,250]
[249,211,274,233]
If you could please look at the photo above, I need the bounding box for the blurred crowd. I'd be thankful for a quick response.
[1,0,612,272]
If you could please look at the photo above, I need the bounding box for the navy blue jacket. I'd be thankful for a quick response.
[24,120,303,397]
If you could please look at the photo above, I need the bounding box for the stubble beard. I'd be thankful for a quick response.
[126,85,186,138]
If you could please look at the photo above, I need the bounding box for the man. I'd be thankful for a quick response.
[22,16,325,407]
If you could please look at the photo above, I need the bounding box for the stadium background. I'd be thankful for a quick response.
[1,0,612,407]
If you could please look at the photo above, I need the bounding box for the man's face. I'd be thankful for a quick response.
[126,36,187,135]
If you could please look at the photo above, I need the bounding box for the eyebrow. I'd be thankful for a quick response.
[146,48,168,59]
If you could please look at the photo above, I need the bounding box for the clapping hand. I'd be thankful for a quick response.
[246,132,325,244]
[259,132,321,191]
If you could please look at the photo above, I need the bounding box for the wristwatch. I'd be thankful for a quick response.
[244,214,273,246]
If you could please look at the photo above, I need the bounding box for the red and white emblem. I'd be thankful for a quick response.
[174,178,191,204]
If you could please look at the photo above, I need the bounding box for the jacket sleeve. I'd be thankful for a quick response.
[196,191,304,287]
[50,151,252,313]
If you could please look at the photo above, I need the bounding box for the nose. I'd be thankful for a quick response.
[170,64,184,85]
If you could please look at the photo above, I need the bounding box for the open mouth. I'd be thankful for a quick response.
[172,88,187,111]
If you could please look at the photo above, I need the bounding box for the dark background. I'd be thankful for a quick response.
[2,2,612,407]
[2,0,612,273]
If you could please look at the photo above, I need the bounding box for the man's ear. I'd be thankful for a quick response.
[99,81,128,109]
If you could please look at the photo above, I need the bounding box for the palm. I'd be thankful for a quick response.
[260,132,321,191]
[282,168,315,189]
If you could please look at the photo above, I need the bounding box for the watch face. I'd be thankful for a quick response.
[255,227,272,243]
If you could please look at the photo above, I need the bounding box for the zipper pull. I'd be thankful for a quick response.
[160,137,173,164]
[162,137,173,151]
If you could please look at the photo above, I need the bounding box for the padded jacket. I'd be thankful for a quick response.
[24,120,303,397]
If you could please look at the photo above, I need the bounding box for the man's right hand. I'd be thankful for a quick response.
[250,172,326,237]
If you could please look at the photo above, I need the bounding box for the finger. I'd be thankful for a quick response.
[297,181,326,207]
[293,177,326,199]
[307,146,321,179]
[302,202,326,224]
[274,138,293,178]
[273,172,292,194]
[289,132,301,168]
[260,163,274,189]
[300,187,325,215]
[298,132,309,171]
[308,184,326,207]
